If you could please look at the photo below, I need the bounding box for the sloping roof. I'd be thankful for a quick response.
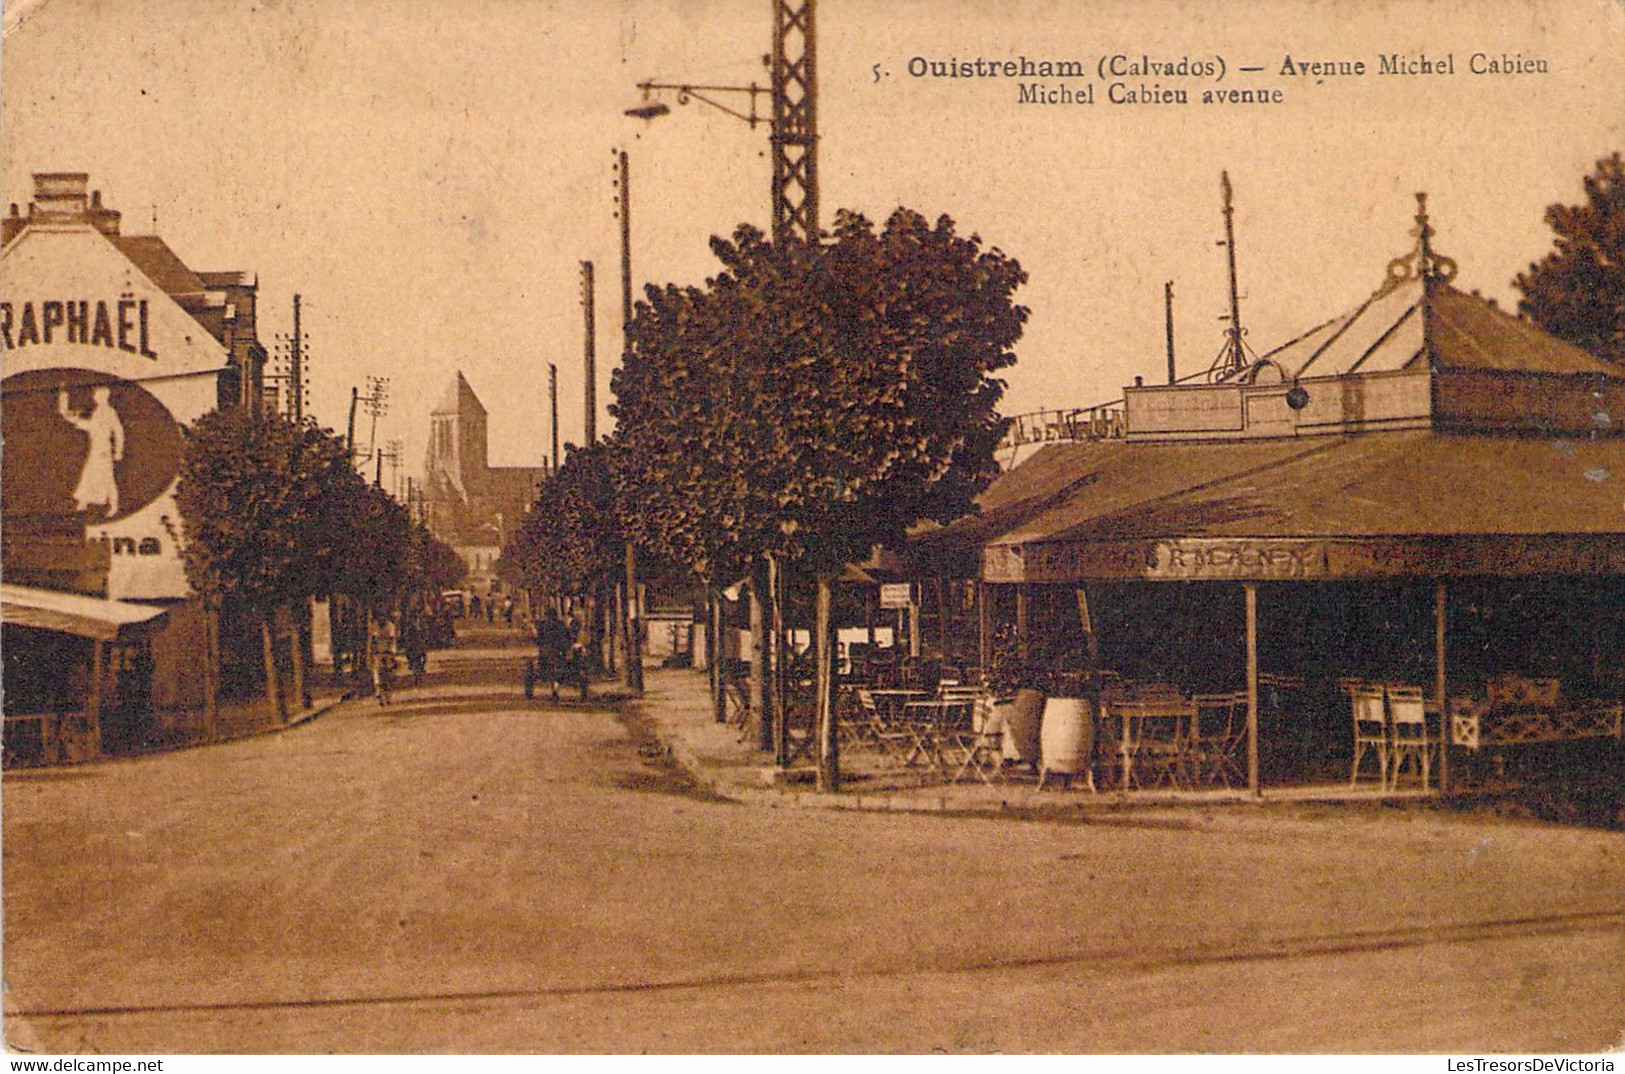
[1,584,168,641]
[958,438,1329,549]
[1271,278,1622,381]
[433,371,487,416]
[1429,286,1621,377]
[1000,431,1625,549]
[914,442,1105,552]
[110,235,207,299]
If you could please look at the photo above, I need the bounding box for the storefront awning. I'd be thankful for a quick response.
[1,583,168,641]
[977,431,1625,583]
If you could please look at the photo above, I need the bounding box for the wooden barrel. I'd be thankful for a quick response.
[1040,697,1095,777]
[1003,688,1044,764]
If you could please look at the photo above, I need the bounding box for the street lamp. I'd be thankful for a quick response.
[626,0,818,245]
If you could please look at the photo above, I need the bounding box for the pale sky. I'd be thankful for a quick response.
[5,0,1623,486]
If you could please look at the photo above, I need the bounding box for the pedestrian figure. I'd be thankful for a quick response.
[503,597,515,626]
[370,619,398,706]
[534,608,574,702]
[485,599,495,623]
[401,618,427,687]
[566,641,591,701]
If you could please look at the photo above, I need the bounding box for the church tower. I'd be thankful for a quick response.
[425,371,488,499]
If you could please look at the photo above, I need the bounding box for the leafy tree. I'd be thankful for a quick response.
[330,482,412,617]
[1515,152,1625,364]
[501,442,625,662]
[409,522,467,595]
[612,207,1027,788]
[176,408,361,710]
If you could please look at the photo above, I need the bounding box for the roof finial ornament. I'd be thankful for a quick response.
[1385,191,1458,288]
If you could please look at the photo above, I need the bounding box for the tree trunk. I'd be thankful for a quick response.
[203,596,220,741]
[708,580,726,724]
[770,553,789,767]
[261,615,283,721]
[623,542,644,696]
[288,605,307,715]
[328,597,345,683]
[815,574,840,792]
[353,610,372,695]
[750,559,773,752]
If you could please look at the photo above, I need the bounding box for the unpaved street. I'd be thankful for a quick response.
[4,627,1622,1053]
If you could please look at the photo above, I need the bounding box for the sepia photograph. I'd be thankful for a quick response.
[2,0,1623,1057]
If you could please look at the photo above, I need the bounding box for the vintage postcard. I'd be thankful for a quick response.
[3,0,1623,1058]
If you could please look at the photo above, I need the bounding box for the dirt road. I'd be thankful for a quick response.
[5,626,1621,1052]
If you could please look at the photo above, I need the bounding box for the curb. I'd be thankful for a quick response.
[645,710,1258,817]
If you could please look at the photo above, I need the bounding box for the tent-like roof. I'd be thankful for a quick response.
[1,584,168,642]
[1269,278,1623,381]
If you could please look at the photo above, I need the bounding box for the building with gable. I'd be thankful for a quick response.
[1,172,269,762]
[421,371,545,601]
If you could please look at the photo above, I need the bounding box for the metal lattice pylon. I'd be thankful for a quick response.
[771,0,818,244]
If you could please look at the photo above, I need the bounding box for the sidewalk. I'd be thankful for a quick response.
[631,667,1391,816]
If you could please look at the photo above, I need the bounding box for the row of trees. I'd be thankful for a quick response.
[505,206,1028,790]
[176,406,464,718]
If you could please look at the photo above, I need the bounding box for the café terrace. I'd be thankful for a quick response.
[895,196,1625,797]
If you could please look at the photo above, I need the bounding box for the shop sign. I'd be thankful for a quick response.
[879,583,914,608]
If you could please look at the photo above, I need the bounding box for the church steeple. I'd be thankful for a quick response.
[426,371,489,496]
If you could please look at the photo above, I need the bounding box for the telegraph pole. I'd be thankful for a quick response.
[616,149,644,696]
[290,293,304,422]
[580,261,596,445]
[548,362,559,473]
[1165,281,1176,384]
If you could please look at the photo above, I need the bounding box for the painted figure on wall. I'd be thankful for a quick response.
[58,386,125,518]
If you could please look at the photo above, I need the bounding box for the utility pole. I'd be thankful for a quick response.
[1165,281,1176,384]
[346,386,359,461]
[616,148,644,696]
[290,293,304,422]
[771,0,818,244]
[580,261,596,445]
[548,362,559,474]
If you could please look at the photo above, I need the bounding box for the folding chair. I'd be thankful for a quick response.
[1386,685,1432,790]
[1348,683,1389,789]
[1189,692,1247,787]
[942,695,1005,784]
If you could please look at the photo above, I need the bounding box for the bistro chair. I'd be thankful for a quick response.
[1348,683,1389,789]
[1189,692,1247,787]
[942,696,1006,785]
[898,696,974,779]
[1386,684,1433,790]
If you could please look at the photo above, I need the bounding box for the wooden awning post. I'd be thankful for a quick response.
[976,582,989,682]
[1015,585,1030,663]
[87,637,105,758]
[1245,583,1261,798]
[1435,581,1450,795]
